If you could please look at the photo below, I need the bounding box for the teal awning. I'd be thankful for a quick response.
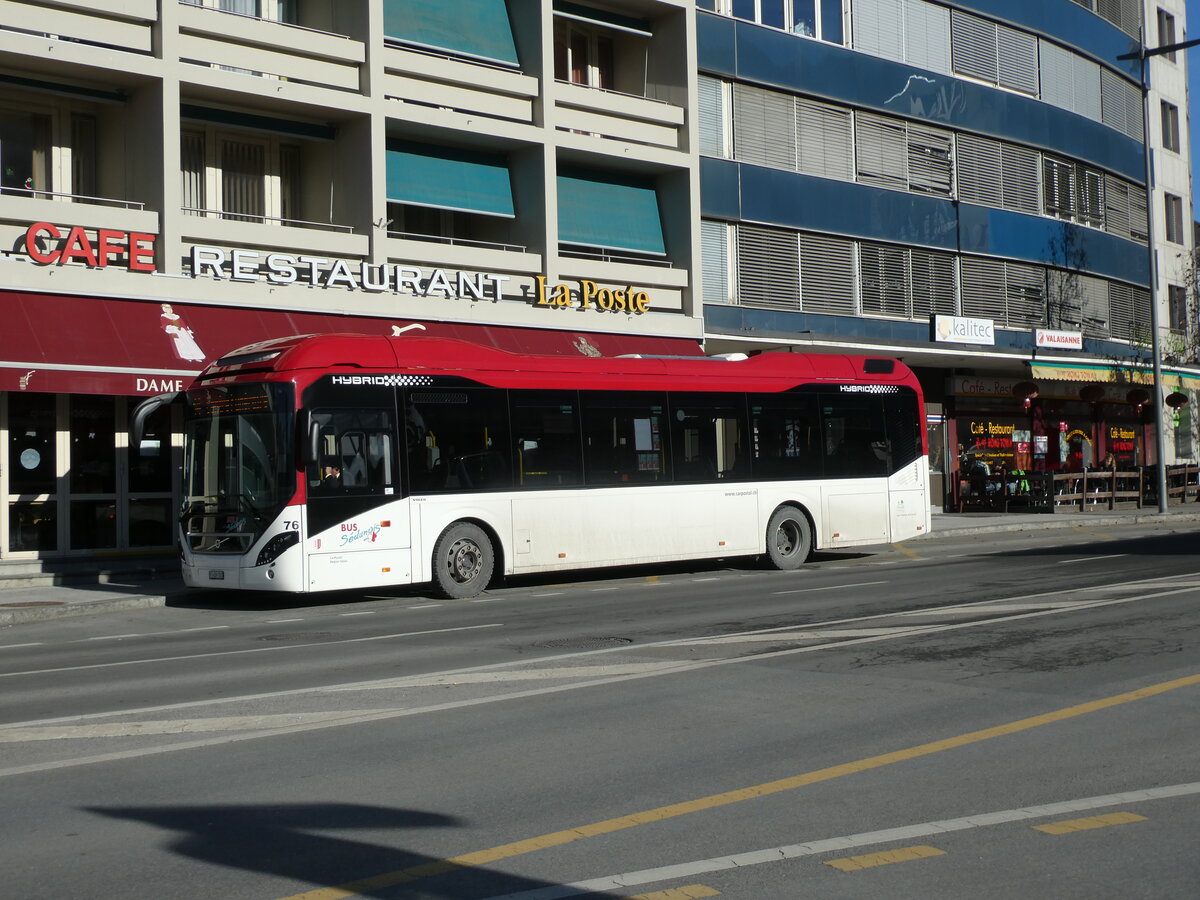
[557,169,665,255]
[386,141,515,218]
[383,0,519,66]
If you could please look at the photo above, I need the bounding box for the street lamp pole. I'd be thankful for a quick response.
[1118,31,1200,513]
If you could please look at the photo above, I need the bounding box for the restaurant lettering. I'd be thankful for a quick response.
[24,222,156,272]
[1109,425,1137,453]
[534,276,648,314]
[968,420,1015,450]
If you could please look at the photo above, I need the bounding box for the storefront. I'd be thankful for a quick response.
[0,289,701,558]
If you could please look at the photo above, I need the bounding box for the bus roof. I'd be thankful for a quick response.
[198,333,922,395]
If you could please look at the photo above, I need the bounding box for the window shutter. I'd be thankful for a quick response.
[1076,166,1104,228]
[951,10,998,84]
[1128,185,1148,243]
[1107,282,1134,339]
[907,123,953,196]
[732,83,797,171]
[1043,157,1075,219]
[799,233,856,314]
[797,98,853,182]
[181,132,206,213]
[736,224,800,310]
[851,0,904,64]
[859,242,911,317]
[997,23,1038,95]
[1039,40,1075,113]
[903,0,950,74]
[1004,261,1046,328]
[910,247,957,319]
[1101,69,1143,142]
[221,140,265,219]
[1047,270,1082,328]
[698,76,727,158]
[701,220,731,304]
[1072,55,1102,122]
[1000,143,1040,214]
[1103,174,1131,239]
[1078,274,1110,337]
[855,112,908,190]
[956,133,1003,207]
[960,257,1007,322]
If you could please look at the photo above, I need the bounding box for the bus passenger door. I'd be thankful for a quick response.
[305,403,411,591]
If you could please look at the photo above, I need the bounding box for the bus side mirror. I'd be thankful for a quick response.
[130,392,183,451]
[298,411,320,465]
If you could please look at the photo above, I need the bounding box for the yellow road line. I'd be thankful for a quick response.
[1071,526,1115,540]
[629,886,720,899]
[825,845,945,872]
[277,672,1200,900]
[892,542,923,560]
[1033,811,1147,834]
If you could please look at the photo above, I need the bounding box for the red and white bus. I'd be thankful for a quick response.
[143,333,929,598]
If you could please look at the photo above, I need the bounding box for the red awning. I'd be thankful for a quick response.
[0,290,702,396]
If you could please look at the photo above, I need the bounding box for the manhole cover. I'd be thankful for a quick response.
[256,632,332,642]
[535,637,633,650]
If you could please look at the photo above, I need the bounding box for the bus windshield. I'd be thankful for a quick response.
[182,383,294,553]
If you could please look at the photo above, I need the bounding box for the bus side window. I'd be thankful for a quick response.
[821,393,888,477]
[667,393,748,482]
[882,390,921,474]
[404,388,511,493]
[308,409,396,495]
[580,392,667,485]
[749,392,822,480]
[511,391,582,487]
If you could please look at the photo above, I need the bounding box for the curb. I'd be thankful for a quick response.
[0,593,170,626]
[925,511,1200,538]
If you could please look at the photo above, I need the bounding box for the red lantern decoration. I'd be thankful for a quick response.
[1079,384,1105,403]
[1012,381,1039,399]
[1165,392,1189,409]
[1126,388,1150,407]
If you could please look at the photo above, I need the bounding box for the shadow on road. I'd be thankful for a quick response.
[88,802,612,899]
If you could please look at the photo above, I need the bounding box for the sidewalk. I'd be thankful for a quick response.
[3,504,1199,627]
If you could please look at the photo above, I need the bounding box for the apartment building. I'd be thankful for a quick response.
[696,0,1196,506]
[0,0,703,558]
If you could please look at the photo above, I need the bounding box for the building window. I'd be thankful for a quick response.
[1157,8,1177,61]
[180,128,304,224]
[1165,193,1184,244]
[1161,101,1180,153]
[70,114,97,200]
[701,220,732,304]
[698,76,729,158]
[793,0,845,43]
[1169,285,1188,331]
[0,108,51,196]
[554,21,614,89]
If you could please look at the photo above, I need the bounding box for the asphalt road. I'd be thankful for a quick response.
[1,521,1198,899]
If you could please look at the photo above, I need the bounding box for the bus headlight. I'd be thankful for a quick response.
[256,531,299,567]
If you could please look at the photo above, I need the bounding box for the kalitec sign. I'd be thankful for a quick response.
[1035,328,1083,350]
[18,223,652,316]
[933,314,995,346]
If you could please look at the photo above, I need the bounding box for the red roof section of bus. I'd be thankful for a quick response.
[202,333,923,396]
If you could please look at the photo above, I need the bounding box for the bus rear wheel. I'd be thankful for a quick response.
[432,522,495,599]
[766,506,811,570]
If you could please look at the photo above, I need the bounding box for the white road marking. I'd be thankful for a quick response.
[481,782,1200,899]
[340,612,376,617]
[531,593,565,598]
[773,581,887,596]
[0,643,44,650]
[267,618,305,623]
[406,604,440,609]
[1058,554,1129,564]
[81,634,143,641]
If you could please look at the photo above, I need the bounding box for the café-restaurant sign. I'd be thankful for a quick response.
[20,222,652,316]
[933,314,995,346]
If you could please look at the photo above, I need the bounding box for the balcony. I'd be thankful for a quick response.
[0,0,156,54]
[179,210,366,258]
[177,4,364,93]
[382,46,538,126]
[552,81,686,152]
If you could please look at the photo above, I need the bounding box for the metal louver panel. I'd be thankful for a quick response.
[1043,157,1075,219]
[736,224,800,310]
[907,123,953,196]
[181,132,205,214]
[1107,282,1135,340]
[698,76,727,158]
[1078,273,1110,337]
[856,113,907,190]
[1004,261,1047,328]
[1104,175,1131,239]
[951,10,998,84]
[1000,143,1040,214]
[1072,55,1102,122]
[701,220,731,305]
[903,0,950,74]
[851,0,904,64]
[1076,166,1104,228]
[1047,270,1083,329]
[799,233,856,314]
[859,242,911,318]
[1129,187,1148,243]
[997,24,1038,95]
[733,83,797,171]
[1098,0,1139,38]
[910,248,957,319]
[1100,69,1144,141]
[959,257,1007,322]
[797,98,853,181]
[956,133,1003,207]
[1039,40,1075,113]
[221,140,265,220]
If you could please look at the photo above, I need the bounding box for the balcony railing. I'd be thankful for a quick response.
[386,230,527,254]
[0,186,146,210]
[182,208,354,233]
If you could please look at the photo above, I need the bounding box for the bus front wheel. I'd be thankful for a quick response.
[432,522,495,599]
[766,507,811,570]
